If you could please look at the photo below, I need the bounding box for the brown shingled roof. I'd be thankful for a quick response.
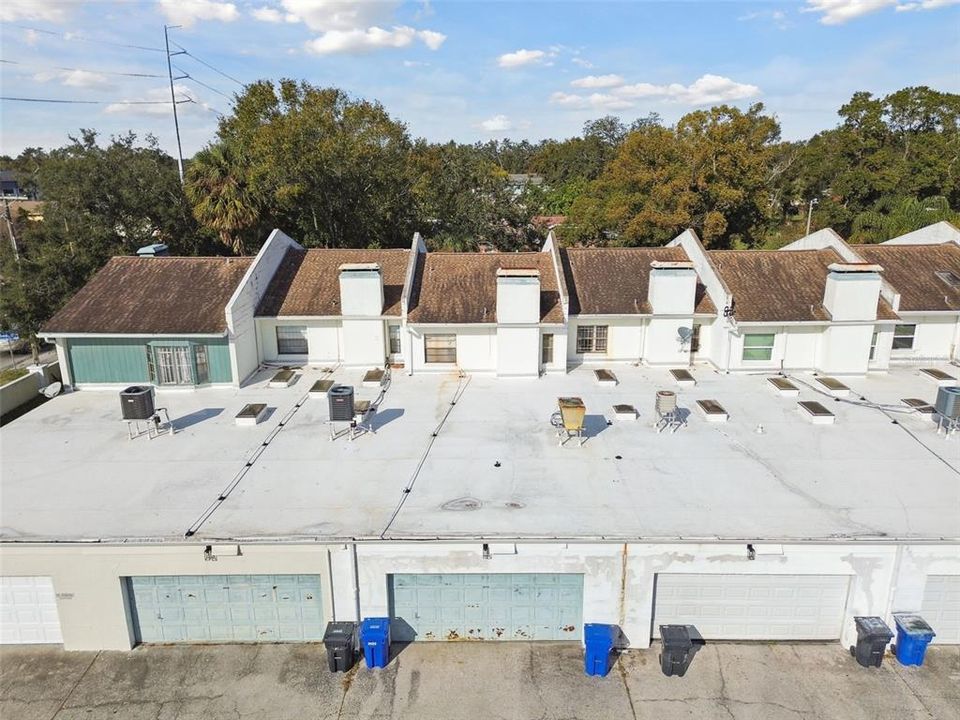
[560,247,715,315]
[709,248,898,322]
[407,252,563,324]
[256,248,410,317]
[42,256,252,335]
[851,243,960,313]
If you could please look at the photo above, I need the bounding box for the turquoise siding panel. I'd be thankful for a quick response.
[390,573,583,642]
[128,575,324,643]
[68,337,231,384]
[68,338,149,383]
[207,340,232,383]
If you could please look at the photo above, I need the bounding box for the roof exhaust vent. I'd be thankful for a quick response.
[136,243,169,257]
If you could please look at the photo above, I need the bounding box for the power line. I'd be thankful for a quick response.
[6,24,165,53]
[172,64,233,100]
[0,58,164,79]
[1,96,191,105]
[171,43,244,87]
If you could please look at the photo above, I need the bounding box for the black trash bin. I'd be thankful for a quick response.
[659,625,693,677]
[323,621,357,673]
[851,616,893,668]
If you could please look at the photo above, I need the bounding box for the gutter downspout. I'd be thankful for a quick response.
[351,542,362,622]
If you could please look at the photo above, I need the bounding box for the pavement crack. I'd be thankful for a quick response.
[714,646,736,720]
[616,654,638,720]
[49,650,100,720]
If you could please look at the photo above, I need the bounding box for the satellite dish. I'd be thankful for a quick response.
[41,382,62,399]
[677,327,693,342]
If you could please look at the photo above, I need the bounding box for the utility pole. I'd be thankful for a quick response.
[164,25,186,185]
[806,197,819,236]
[2,197,19,263]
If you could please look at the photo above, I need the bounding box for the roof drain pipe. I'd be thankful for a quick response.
[351,541,362,624]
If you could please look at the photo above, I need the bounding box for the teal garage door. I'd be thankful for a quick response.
[128,575,324,643]
[390,573,583,642]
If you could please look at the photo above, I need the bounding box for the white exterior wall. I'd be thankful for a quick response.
[5,541,957,651]
[341,319,387,367]
[818,324,875,375]
[644,317,693,366]
[541,328,567,373]
[256,318,342,364]
[496,326,540,377]
[226,230,300,386]
[823,271,882,322]
[890,315,960,363]
[408,326,497,374]
[883,221,960,245]
[566,318,644,365]
[782,326,820,370]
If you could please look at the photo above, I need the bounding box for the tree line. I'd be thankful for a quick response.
[1,83,958,356]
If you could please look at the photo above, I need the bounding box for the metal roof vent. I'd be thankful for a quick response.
[136,243,169,257]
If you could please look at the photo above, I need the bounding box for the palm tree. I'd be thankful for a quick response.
[185,143,259,254]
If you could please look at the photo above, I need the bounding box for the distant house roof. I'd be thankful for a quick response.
[407,252,563,324]
[561,246,716,315]
[852,243,960,313]
[532,215,566,229]
[709,248,898,322]
[43,256,253,335]
[256,248,410,317]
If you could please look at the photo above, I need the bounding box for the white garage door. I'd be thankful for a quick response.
[921,575,960,644]
[653,574,849,640]
[0,576,63,644]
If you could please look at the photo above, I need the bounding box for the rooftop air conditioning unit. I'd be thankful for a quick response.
[120,386,155,420]
[934,386,960,419]
[328,385,355,422]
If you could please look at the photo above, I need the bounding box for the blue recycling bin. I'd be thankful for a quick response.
[583,623,615,677]
[360,617,391,668]
[892,613,935,666]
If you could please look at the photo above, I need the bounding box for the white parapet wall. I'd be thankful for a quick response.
[0,361,60,418]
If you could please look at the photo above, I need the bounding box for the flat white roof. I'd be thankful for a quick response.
[1,365,959,544]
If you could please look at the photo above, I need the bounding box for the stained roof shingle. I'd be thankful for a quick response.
[709,248,898,322]
[42,256,252,335]
[560,246,715,315]
[851,243,960,313]
[407,252,563,324]
[257,248,410,317]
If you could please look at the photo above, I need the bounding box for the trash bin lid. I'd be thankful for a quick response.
[854,616,893,638]
[323,621,356,643]
[892,613,935,637]
[583,623,615,644]
[360,617,390,640]
[659,625,693,648]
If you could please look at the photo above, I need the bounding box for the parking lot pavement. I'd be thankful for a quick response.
[1,642,957,720]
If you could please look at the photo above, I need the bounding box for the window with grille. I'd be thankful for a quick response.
[869,330,879,361]
[195,344,209,384]
[892,324,916,351]
[388,325,401,355]
[742,333,775,361]
[576,325,608,354]
[424,334,456,363]
[542,333,554,365]
[276,325,308,355]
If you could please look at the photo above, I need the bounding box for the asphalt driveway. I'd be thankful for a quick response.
[1,642,957,720]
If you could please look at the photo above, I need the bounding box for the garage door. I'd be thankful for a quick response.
[128,575,323,643]
[653,574,849,640]
[0,576,63,644]
[390,573,583,642]
[921,575,960,644]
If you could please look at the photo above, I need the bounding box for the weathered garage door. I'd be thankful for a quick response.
[921,575,960,644]
[653,574,849,640]
[128,575,323,643]
[0,576,63,644]
[390,573,583,641]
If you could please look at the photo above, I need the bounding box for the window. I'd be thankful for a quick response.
[869,330,879,361]
[542,333,554,365]
[194,344,209,384]
[388,325,401,356]
[276,325,308,355]
[424,334,456,364]
[154,345,193,385]
[892,324,916,351]
[742,333,775,362]
[690,324,701,353]
[935,270,960,289]
[576,325,608,354]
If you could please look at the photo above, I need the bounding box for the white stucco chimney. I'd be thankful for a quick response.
[822,263,882,322]
[647,261,697,315]
[339,263,384,317]
[496,268,540,324]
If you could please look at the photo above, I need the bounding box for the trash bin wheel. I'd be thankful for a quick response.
[849,646,855,657]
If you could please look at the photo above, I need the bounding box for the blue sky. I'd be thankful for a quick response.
[2,0,958,158]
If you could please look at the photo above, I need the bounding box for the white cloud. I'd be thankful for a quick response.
[613,74,760,105]
[157,0,239,27]
[24,29,40,46]
[550,92,635,111]
[280,0,399,31]
[571,74,625,89]
[305,25,445,55]
[251,6,284,22]
[2,0,71,23]
[34,69,114,91]
[800,0,957,24]
[403,60,430,68]
[572,57,595,69]
[104,84,213,117]
[738,8,791,28]
[498,49,546,68]
[479,114,513,132]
